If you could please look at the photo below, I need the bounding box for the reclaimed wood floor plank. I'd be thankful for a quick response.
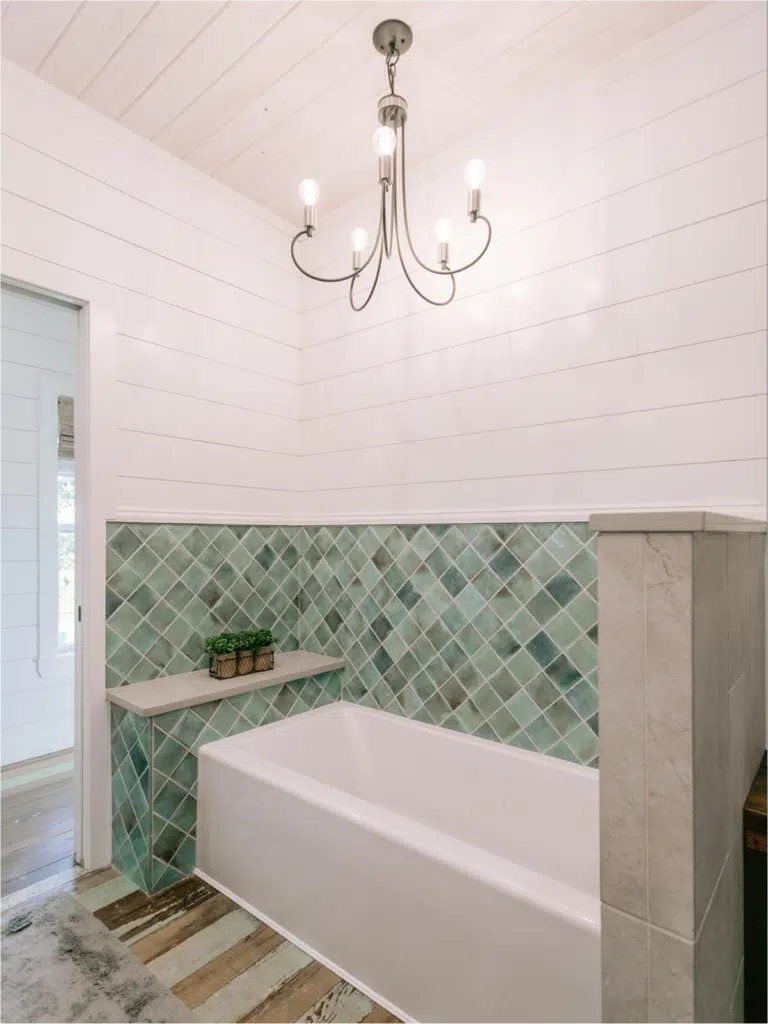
[172,925,283,1009]
[95,875,212,935]
[76,873,138,912]
[192,941,312,1023]
[150,908,257,989]
[132,892,235,963]
[301,981,373,1023]
[240,960,340,1023]
[73,866,120,894]
[360,1005,400,1023]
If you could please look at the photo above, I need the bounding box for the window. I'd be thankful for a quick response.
[57,461,75,650]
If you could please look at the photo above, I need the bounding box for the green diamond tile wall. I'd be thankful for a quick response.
[107,520,597,892]
[111,671,342,892]
[299,524,598,767]
[105,523,301,687]
[110,705,151,891]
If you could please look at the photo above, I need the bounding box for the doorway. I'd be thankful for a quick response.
[1,283,81,896]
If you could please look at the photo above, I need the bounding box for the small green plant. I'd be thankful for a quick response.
[239,628,277,650]
[254,628,276,650]
[205,628,277,655]
[204,633,239,656]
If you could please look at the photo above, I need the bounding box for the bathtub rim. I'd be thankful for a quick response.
[197,703,600,932]
[205,699,599,783]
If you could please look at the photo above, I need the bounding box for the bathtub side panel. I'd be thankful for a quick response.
[197,751,601,1024]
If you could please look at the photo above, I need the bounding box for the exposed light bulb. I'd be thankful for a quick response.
[435,218,452,243]
[350,228,369,252]
[464,159,486,189]
[372,126,397,157]
[299,178,319,205]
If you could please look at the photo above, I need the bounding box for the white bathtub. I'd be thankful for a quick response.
[196,702,600,1023]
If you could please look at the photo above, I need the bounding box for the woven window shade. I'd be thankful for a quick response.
[58,396,74,460]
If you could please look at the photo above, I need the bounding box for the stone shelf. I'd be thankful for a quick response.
[105,650,345,717]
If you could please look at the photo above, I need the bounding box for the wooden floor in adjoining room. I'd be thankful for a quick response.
[1,774,75,897]
[6,866,401,1023]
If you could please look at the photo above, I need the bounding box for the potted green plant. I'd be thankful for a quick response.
[253,628,276,672]
[235,630,256,676]
[205,632,239,680]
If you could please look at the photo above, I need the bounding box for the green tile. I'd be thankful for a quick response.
[527,714,559,752]
[525,547,561,585]
[564,721,600,763]
[506,689,540,729]
[107,602,143,639]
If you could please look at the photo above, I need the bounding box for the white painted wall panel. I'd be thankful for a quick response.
[1,560,37,595]
[1,58,302,522]
[0,531,37,566]
[300,7,768,521]
[0,591,37,629]
[1,287,76,763]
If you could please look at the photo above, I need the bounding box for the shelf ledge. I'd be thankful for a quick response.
[105,651,345,718]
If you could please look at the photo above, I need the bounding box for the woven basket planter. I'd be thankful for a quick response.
[254,647,275,672]
[236,649,255,675]
[209,651,237,680]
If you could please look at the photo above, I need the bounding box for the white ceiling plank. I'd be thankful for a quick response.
[185,0,429,177]
[37,1,155,97]
[239,0,704,221]
[0,0,715,221]
[79,0,226,119]
[190,0,475,178]
[229,1,585,214]
[119,0,294,138]
[155,1,368,162]
[0,0,82,71]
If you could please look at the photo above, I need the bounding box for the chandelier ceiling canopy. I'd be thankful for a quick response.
[291,19,492,311]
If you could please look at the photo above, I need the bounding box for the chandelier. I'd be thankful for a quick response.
[290,19,492,310]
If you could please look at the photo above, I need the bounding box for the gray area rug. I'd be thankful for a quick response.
[1,893,193,1023]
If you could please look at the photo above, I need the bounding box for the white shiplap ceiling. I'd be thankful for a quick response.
[1,1,708,222]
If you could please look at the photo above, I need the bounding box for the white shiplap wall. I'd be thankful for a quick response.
[298,2,768,523]
[1,57,302,524]
[1,288,77,765]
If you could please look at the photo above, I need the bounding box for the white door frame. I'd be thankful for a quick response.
[2,269,114,870]
[74,299,113,869]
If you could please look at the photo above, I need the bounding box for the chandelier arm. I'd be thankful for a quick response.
[290,231,359,284]
[399,122,492,276]
[290,187,386,285]
[393,176,456,307]
[349,230,385,311]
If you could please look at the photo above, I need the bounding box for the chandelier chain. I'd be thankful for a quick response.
[386,43,399,95]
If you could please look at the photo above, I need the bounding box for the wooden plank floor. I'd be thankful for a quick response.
[1,775,75,897]
[2,866,401,1023]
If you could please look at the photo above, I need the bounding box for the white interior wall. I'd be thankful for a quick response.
[1,288,77,765]
[1,57,302,526]
[0,58,302,853]
[298,1,768,523]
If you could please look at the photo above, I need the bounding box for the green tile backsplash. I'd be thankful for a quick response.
[107,520,597,891]
[105,524,301,686]
[299,524,598,767]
